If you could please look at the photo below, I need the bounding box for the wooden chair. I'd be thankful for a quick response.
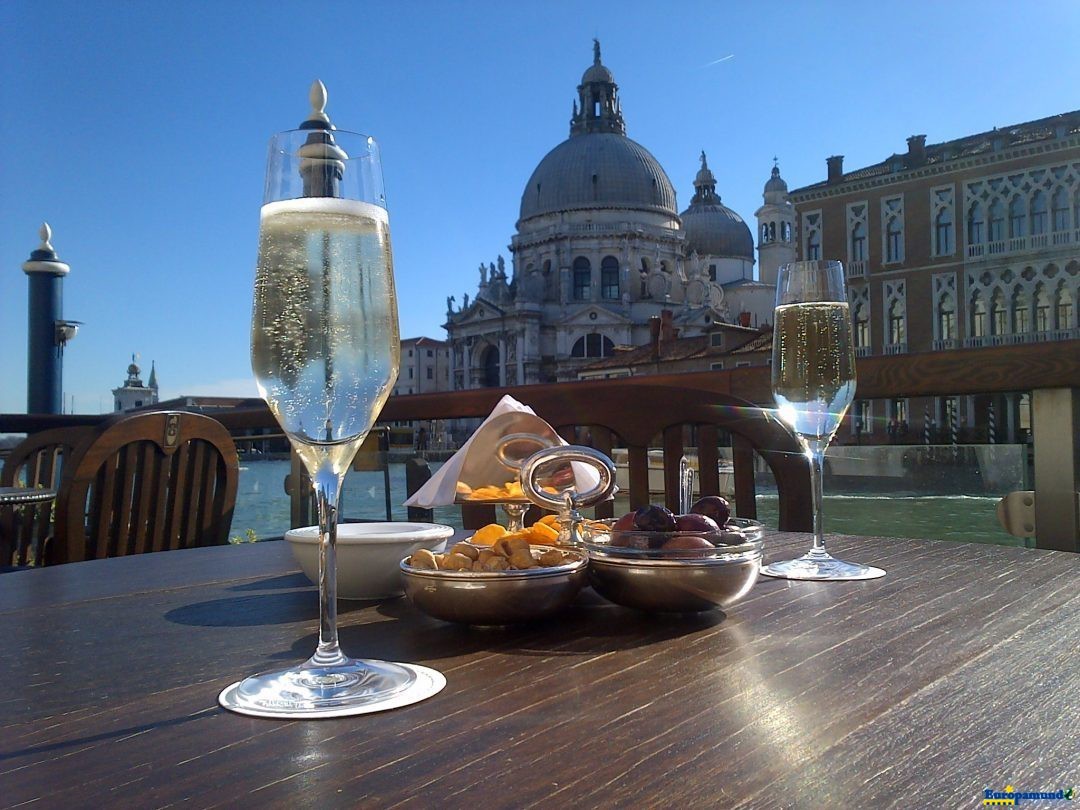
[0,426,93,566]
[48,411,240,564]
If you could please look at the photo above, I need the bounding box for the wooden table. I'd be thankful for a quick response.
[2,533,1077,808]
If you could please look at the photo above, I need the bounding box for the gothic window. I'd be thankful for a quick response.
[1058,287,1074,329]
[1030,191,1048,235]
[935,209,953,255]
[938,294,956,340]
[971,294,987,337]
[803,212,822,261]
[968,202,985,244]
[1052,187,1070,232]
[883,197,904,263]
[853,302,870,348]
[1008,196,1027,238]
[482,346,500,387]
[848,203,867,262]
[601,256,620,300]
[1013,290,1030,333]
[1035,286,1051,332]
[990,290,1008,335]
[573,256,591,300]
[571,333,615,358]
[887,300,905,345]
[989,200,1005,242]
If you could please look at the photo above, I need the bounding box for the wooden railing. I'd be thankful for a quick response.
[3,341,1078,548]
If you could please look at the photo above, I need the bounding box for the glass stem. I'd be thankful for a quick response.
[310,464,348,668]
[807,444,829,557]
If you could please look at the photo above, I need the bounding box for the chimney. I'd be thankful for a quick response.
[660,309,675,343]
[906,134,927,167]
[649,316,661,360]
[826,155,844,183]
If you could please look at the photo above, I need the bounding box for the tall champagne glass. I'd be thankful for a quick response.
[220,83,441,718]
[761,261,885,581]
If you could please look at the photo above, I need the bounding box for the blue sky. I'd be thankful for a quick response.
[2,0,1078,414]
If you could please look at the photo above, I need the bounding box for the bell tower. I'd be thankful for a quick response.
[754,159,795,285]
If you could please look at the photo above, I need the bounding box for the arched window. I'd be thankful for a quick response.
[482,346,500,387]
[1030,191,1048,235]
[782,221,792,241]
[761,223,770,243]
[850,220,866,261]
[1012,289,1030,333]
[600,256,620,300]
[968,202,985,244]
[971,294,987,337]
[571,333,615,358]
[543,259,552,274]
[769,222,776,241]
[990,290,1008,335]
[1058,287,1075,329]
[887,300,905,345]
[1008,196,1026,238]
[1052,187,1070,232]
[935,206,953,255]
[989,200,1006,242]
[938,293,956,340]
[572,256,591,300]
[1035,286,1051,332]
[853,302,870,348]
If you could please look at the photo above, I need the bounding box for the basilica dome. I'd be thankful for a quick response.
[679,152,754,259]
[519,133,678,222]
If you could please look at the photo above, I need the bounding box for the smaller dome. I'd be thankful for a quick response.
[681,204,755,259]
[127,362,140,375]
[582,62,615,85]
[765,164,788,194]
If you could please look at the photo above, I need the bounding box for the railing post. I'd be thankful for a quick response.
[1032,387,1079,552]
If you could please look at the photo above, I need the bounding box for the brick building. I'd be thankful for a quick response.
[788,110,1080,442]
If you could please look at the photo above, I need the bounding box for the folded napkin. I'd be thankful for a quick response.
[403,395,600,509]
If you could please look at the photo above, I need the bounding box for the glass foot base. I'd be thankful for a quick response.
[761,552,885,581]
[219,658,445,719]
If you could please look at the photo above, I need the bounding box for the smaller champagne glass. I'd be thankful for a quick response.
[761,260,885,581]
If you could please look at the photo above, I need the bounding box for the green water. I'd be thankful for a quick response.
[234,460,1026,548]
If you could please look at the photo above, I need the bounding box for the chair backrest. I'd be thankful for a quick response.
[1,426,94,566]
[49,411,239,564]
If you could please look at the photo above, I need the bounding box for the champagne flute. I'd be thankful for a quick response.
[219,82,443,717]
[761,260,885,581]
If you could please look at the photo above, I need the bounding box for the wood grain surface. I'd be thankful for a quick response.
[1,535,1077,809]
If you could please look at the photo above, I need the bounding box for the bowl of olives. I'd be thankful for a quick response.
[584,498,763,613]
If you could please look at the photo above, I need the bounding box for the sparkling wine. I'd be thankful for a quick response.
[252,197,399,473]
[772,301,856,442]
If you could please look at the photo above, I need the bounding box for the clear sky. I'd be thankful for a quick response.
[2,0,1078,414]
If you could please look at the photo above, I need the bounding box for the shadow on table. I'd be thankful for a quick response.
[164,591,384,627]
[228,572,313,592]
[0,708,216,763]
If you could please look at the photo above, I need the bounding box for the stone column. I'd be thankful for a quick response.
[462,341,471,389]
[448,341,457,390]
[498,333,507,386]
[23,224,71,414]
[516,330,525,384]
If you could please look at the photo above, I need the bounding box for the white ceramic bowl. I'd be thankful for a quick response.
[286,522,454,600]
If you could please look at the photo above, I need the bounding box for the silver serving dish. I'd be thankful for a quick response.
[585,519,763,613]
[400,549,588,625]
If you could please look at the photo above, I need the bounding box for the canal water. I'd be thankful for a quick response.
[233,460,1025,548]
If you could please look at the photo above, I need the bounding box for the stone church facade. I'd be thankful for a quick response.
[444,42,784,388]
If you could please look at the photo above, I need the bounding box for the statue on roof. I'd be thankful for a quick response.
[489,262,496,281]
[497,255,506,277]
[479,263,487,285]
[700,151,708,170]
[593,38,601,65]
[463,293,470,309]
[446,295,455,314]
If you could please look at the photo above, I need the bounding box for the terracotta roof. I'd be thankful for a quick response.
[791,109,1080,194]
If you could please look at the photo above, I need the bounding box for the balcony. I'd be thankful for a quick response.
[846,260,867,278]
[854,345,873,357]
[883,342,908,355]
[967,228,1076,260]
[932,338,959,351]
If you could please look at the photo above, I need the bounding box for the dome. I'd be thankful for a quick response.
[127,362,140,376]
[582,62,615,85]
[519,133,678,222]
[764,165,788,194]
[680,202,755,259]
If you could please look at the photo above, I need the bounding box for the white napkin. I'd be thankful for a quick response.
[403,395,600,509]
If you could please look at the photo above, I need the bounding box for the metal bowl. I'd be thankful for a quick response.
[585,520,763,613]
[400,549,589,625]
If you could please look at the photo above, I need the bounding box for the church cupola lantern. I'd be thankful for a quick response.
[570,39,626,137]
